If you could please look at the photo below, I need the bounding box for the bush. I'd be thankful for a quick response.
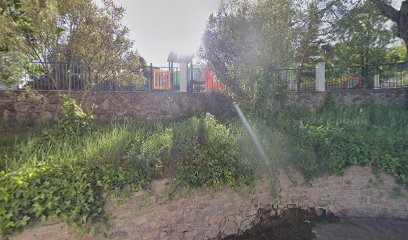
[281,103,408,186]
[125,128,172,179]
[0,162,146,236]
[172,114,255,188]
[55,95,95,136]
[0,113,257,236]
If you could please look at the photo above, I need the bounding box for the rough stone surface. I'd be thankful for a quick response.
[284,88,408,111]
[9,166,408,240]
[1,89,407,127]
[0,91,235,127]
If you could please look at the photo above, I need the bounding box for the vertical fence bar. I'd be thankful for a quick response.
[150,63,153,91]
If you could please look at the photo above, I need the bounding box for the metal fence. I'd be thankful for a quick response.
[10,62,408,93]
[326,62,408,90]
[22,62,223,93]
[272,62,408,91]
[272,67,316,91]
[27,62,86,91]
[25,62,146,92]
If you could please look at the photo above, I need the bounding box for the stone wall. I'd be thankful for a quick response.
[0,89,407,127]
[285,88,408,111]
[11,166,408,240]
[0,91,235,127]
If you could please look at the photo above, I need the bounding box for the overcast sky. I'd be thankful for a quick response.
[99,0,404,66]
[110,0,220,66]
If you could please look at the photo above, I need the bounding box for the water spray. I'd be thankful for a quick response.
[233,102,269,164]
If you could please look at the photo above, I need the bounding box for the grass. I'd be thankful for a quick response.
[0,106,256,236]
[1,94,407,237]
[270,97,408,185]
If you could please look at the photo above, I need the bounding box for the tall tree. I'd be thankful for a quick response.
[0,0,145,90]
[318,0,408,51]
[295,1,322,67]
[201,0,296,105]
[328,1,394,66]
[370,0,408,50]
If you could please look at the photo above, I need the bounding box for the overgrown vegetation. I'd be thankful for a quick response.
[1,94,407,237]
[271,97,408,186]
[0,97,255,236]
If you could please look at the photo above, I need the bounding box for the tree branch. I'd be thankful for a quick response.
[370,0,399,22]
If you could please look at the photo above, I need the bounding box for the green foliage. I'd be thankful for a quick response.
[321,0,399,66]
[56,95,94,135]
[0,0,145,90]
[0,113,256,236]
[384,44,407,64]
[0,161,146,236]
[201,0,295,105]
[0,123,149,235]
[279,101,408,186]
[125,127,172,179]
[127,113,256,188]
[0,52,29,89]
[172,114,255,188]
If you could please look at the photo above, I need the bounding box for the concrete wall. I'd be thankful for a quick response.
[10,166,408,240]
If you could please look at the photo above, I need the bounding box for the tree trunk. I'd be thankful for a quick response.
[371,0,408,51]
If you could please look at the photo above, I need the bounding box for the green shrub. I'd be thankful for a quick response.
[55,95,95,136]
[281,103,408,186]
[0,163,146,236]
[172,114,255,188]
[0,113,258,236]
[125,128,172,179]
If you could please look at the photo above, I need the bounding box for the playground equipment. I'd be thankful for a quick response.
[144,52,222,92]
[153,69,171,90]
[344,76,362,89]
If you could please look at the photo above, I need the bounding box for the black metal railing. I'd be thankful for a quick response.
[26,62,86,91]
[268,67,316,91]
[326,62,408,90]
[7,62,407,93]
[24,62,147,92]
[17,62,223,93]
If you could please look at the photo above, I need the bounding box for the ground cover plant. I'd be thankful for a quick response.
[271,97,408,186]
[0,97,256,236]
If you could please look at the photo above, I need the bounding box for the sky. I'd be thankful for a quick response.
[111,0,220,66]
[97,0,404,67]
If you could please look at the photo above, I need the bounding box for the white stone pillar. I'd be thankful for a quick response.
[374,74,380,89]
[316,62,325,91]
[179,63,188,92]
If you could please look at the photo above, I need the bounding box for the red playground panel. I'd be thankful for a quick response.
[202,67,222,92]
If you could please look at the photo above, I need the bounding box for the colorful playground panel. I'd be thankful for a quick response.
[153,69,171,90]
[152,67,222,91]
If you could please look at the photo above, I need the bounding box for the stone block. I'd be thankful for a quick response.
[222,216,239,236]
[110,231,129,240]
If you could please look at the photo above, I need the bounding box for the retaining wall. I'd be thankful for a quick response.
[0,91,235,127]
[284,88,408,111]
[10,166,408,240]
[1,89,407,128]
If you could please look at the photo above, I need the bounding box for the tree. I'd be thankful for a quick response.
[201,0,296,106]
[62,0,144,89]
[370,0,408,50]
[0,0,145,90]
[327,1,394,66]
[318,0,408,51]
[384,44,408,64]
[0,0,30,88]
[294,1,323,67]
